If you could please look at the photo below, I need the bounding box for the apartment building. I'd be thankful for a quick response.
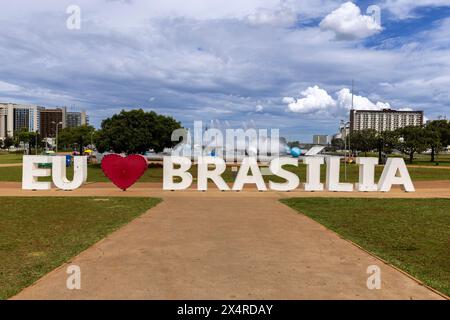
[350,109,423,132]
[0,103,41,138]
[66,110,88,128]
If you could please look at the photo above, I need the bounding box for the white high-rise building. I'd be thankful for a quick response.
[66,110,89,128]
[350,109,424,132]
[0,103,41,138]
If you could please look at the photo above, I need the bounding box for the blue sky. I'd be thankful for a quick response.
[1,0,450,142]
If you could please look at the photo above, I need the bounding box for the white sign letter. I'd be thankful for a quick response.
[197,156,229,191]
[378,158,415,192]
[22,156,52,190]
[163,156,193,190]
[232,157,266,191]
[52,156,87,190]
[325,156,353,192]
[269,157,299,191]
[355,157,379,192]
[303,157,324,191]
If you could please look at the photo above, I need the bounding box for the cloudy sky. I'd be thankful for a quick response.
[1,0,450,141]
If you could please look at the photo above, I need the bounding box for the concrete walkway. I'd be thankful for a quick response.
[12,192,444,300]
[0,163,21,167]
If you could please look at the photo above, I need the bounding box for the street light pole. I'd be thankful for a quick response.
[52,121,63,153]
[341,120,347,181]
[35,130,38,155]
[344,124,347,181]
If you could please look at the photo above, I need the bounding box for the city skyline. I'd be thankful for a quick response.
[0,103,88,138]
[0,1,449,141]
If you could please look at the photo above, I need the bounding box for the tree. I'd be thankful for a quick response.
[17,129,41,154]
[3,136,14,150]
[95,109,182,154]
[375,130,399,164]
[424,126,441,162]
[331,137,344,150]
[425,120,450,162]
[58,125,96,154]
[396,126,428,163]
[287,141,300,148]
[349,129,377,156]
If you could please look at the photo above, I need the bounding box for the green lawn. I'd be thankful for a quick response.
[281,198,450,296]
[0,197,161,299]
[409,154,450,167]
[0,153,23,164]
[1,163,449,183]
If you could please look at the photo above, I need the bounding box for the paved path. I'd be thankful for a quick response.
[1,180,450,198]
[11,189,445,299]
[0,163,21,167]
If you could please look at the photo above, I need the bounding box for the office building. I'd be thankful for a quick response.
[40,108,66,138]
[66,110,88,128]
[312,135,329,145]
[0,103,41,138]
[350,109,423,132]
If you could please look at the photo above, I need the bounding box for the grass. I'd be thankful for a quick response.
[281,198,450,296]
[409,154,450,167]
[0,153,23,164]
[0,197,161,299]
[1,162,449,183]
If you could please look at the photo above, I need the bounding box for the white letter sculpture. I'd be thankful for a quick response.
[163,156,193,190]
[269,158,299,191]
[378,158,415,192]
[303,157,324,191]
[22,156,52,190]
[356,157,379,192]
[232,157,267,191]
[197,156,229,191]
[52,156,88,190]
[325,156,353,192]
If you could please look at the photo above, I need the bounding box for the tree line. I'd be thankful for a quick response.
[331,120,450,163]
[1,109,182,155]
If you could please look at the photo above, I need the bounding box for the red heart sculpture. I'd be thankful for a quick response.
[101,154,148,190]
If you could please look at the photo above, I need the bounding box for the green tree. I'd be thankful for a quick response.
[375,130,399,164]
[349,129,377,156]
[287,141,301,148]
[59,125,96,154]
[331,137,344,151]
[425,120,450,162]
[3,136,14,150]
[17,129,41,154]
[95,109,182,154]
[396,126,428,164]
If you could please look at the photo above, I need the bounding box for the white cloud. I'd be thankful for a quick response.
[382,0,450,19]
[283,85,336,113]
[284,85,394,116]
[246,5,297,27]
[0,80,21,92]
[336,88,391,110]
[255,104,264,112]
[320,2,382,40]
